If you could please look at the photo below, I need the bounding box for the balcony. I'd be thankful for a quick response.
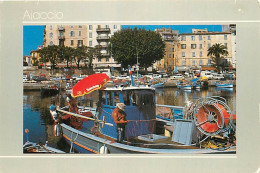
[58,27,65,31]
[96,28,110,32]
[96,36,110,40]
[101,53,110,57]
[58,35,65,40]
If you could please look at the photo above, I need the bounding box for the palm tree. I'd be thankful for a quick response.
[207,43,228,73]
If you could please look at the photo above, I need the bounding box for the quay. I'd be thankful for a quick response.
[23,79,235,91]
[23,81,65,91]
[164,79,236,88]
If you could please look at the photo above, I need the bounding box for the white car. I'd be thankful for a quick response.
[170,74,183,79]
[212,73,224,80]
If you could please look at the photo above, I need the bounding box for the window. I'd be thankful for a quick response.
[70,31,75,37]
[191,36,195,41]
[172,48,174,52]
[106,57,109,62]
[98,58,101,62]
[89,32,92,38]
[169,54,171,58]
[199,35,202,40]
[208,35,211,40]
[208,59,211,65]
[182,52,185,57]
[192,52,195,57]
[114,25,117,29]
[200,44,203,49]
[79,25,82,28]
[78,40,83,47]
[49,33,53,38]
[89,25,92,30]
[199,51,202,57]
[224,35,227,40]
[79,31,81,36]
[182,60,186,66]
[192,60,196,66]
[50,41,53,46]
[181,44,186,49]
[71,25,74,28]
[200,60,203,65]
[181,36,186,41]
[50,25,52,30]
[224,43,227,47]
[89,41,92,46]
[106,25,109,29]
[191,44,196,49]
[71,40,74,46]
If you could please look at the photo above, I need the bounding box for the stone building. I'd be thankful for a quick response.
[154,28,179,72]
[43,24,121,72]
[175,30,234,72]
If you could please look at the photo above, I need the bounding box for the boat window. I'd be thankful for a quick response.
[134,90,155,107]
[114,92,120,106]
[99,91,106,105]
[122,91,130,105]
[106,91,113,106]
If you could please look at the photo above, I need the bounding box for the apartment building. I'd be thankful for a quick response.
[154,28,179,72]
[88,24,121,70]
[175,30,233,72]
[43,24,121,70]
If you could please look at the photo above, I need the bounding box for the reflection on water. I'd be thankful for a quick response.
[23,87,236,152]
[155,87,236,113]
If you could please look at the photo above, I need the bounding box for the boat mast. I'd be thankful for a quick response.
[136,48,139,81]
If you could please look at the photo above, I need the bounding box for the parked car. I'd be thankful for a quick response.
[212,73,224,80]
[32,76,47,82]
[170,74,183,79]
[224,72,235,80]
[200,71,213,80]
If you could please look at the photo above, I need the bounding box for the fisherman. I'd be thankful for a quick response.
[112,103,129,143]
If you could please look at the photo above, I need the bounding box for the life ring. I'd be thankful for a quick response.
[194,103,231,136]
[99,145,109,154]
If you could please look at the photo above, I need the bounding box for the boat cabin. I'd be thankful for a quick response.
[97,86,156,139]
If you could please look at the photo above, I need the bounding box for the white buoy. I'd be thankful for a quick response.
[99,145,109,154]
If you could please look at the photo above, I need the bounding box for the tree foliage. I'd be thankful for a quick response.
[109,28,165,71]
[207,43,228,73]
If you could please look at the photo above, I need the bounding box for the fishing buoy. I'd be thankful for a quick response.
[99,145,109,154]
[54,123,61,137]
[194,103,231,136]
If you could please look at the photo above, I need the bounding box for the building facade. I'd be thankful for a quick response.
[43,24,121,71]
[154,28,179,72]
[175,30,234,72]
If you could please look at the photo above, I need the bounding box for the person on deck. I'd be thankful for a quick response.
[50,102,58,121]
[67,94,78,114]
[112,103,129,143]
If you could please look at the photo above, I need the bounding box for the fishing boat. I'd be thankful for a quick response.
[215,81,233,88]
[191,78,202,89]
[55,73,236,154]
[23,129,65,153]
[41,84,60,97]
[151,82,165,89]
[176,81,192,90]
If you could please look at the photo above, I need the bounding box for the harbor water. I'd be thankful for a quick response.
[23,87,236,153]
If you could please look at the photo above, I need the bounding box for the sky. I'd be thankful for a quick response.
[23,25,222,56]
